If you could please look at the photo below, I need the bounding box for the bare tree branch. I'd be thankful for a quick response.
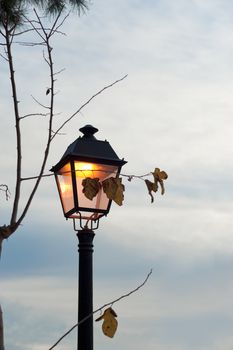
[14,10,58,228]
[50,74,128,141]
[0,29,6,38]
[48,269,152,350]
[3,24,23,227]
[28,11,45,42]
[47,7,66,39]
[21,174,53,181]
[49,11,69,38]
[20,112,50,120]
[16,41,45,46]
[0,53,8,61]
[20,169,152,182]
[14,28,41,36]
[14,27,65,37]
[31,95,50,109]
[0,185,11,201]
[54,68,65,76]
[42,49,50,65]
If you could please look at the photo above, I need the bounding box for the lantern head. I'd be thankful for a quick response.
[51,125,127,223]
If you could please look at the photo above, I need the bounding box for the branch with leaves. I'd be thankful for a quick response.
[82,167,168,206]
[13,166,168,207]
[48,269,152,350]
[144,168,168,203]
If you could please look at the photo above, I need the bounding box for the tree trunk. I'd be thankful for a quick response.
[0,305,5,350]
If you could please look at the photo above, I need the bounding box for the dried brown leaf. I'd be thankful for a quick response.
[152,168,168,195]
[145,179,158,203]
[82,177,101,200]
[102,177,125,206]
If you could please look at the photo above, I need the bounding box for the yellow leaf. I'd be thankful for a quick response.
[82,177,101,200]
[95,307,118,338]
[102,177,125,206]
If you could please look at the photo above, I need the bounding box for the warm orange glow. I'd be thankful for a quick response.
[60,182,72,195]
[74,161,95,178]
[57,163,73,200]
[58,163,71,175]
[74,161,118,180]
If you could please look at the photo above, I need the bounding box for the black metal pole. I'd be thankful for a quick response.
[77,229,95,350]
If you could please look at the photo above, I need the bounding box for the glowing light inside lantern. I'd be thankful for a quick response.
[60,182,72,194]
[75,162,95,178]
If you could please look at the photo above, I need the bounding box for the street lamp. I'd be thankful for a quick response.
[51,125,127,350]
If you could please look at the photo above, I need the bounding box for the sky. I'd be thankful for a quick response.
[1,0,233,349]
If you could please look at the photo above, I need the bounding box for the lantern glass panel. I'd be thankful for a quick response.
[56,162,74,214]
[74,161,118,213]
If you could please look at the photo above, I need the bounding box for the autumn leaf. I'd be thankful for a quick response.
[102,177,125,206]
[95,307,118,338]
[145,168,168,202]
[82,177,101,200]
[152,168,168,195]
[145,179,158,203]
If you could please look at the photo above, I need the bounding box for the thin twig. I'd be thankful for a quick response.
[48,269,152,350]
[51,128,66,135]
[14,27,65,37]
[14,28,41,36]
[48,7,66,39]
[31,95,50,109]
[0,185,11,200]
[51,74,128,141]
[43,49,50,66]
[30,11,45,42]
[0,53,8,61]
[21,174,53,181]
[0,29,6,38]
[20,112,50,120]
[16,41,45,46]
[49,12,69,38]
[54,68,65,76]
[121,172,152,181]
[20,170,153,182]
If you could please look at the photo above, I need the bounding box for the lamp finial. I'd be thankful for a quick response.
[79,125,98,139]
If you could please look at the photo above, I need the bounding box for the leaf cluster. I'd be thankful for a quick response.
[82,167,168,206]
[0,0,90,28]
[82,177,125,206]
[32,0,89,16]
[145,168,168,203]
[0,0,25,27]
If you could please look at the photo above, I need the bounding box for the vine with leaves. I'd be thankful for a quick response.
[81,167,168,205]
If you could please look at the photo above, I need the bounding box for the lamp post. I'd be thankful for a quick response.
[51,125,126,350]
